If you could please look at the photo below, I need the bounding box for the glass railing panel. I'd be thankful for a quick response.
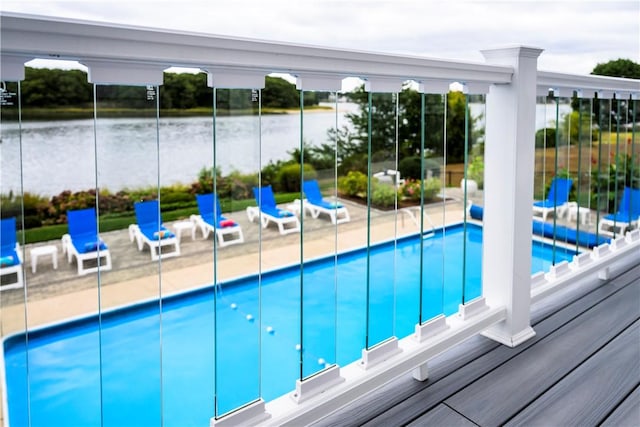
[158,71,216,426]
[212,87,263,416]
[572,96,595,251]
[593,97,613,238]
[462,92,485,304]
[392,86,422,337]
[299,90,339,379]
[93,83,163,426]
[334,80,367,364]
[1,80,31,427]
[631,98,640,219]
[419,91,448,321]
[365,90,398,349]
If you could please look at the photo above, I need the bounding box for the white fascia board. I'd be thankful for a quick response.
[206,69,266,89]
[84,61,165,85]
[295,74,344,92]
[1,12,512,85]
[419,80,451,94]
[538,70,640,95]
[364,78,404,93]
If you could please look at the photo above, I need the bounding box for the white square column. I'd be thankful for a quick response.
[480,46,543,347]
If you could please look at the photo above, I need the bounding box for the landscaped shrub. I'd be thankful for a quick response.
[0,192,50,229]
[399,177,442,202]
[399,179,421,201]
[259,160,286,188]
[159,184,194,204]
[221,170,259,200]
[276,163,317,192]
[467,156,484,189]
[371,183,397,208]
[422,177,442,202]
[535,128,556,148]
[398,156,422,179]
[338,170,368,197]
[190,166,222,194]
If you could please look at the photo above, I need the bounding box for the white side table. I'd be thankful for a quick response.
[287,199,304,216]
[567,202,591,225]
[31,245,58,274]
[173,220,196,243]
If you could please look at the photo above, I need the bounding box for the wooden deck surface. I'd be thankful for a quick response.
[314,263,640,427]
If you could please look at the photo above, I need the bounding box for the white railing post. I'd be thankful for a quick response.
[479,46,543,347]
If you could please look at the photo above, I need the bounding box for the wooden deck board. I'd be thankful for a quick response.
[445,280,639,426]
[600,385,640,427]
[315,264,640,427]
[505,321,640,426]
[406,403,477,427]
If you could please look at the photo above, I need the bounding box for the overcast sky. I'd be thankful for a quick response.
[1,0,638,75]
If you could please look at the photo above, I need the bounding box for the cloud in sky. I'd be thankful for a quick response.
[1,0,638,75]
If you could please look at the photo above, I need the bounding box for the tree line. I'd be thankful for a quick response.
[19,67,326,110]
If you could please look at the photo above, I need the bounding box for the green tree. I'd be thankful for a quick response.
[262,76,299,108]
[22,67,92,107]
[590,59,640,126]
[339,84,476,167]
[592,58,640,79]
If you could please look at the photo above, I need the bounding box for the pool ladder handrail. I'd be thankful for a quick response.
[400,207,436,239]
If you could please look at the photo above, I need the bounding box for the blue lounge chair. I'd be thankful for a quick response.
[192,193,244,247]
[598,187,640,236]
[533,177,573,221]
[0,217,24,290]
[247,185,300,235]
[302,180,350,224]
[130,200,180,260]
[61,208,112,275]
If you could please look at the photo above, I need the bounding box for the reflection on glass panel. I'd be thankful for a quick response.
[365,91,397,349]
[93,84,162,426]
[300,90,339,379]
[1,80,30,426]
[213,88,262,416]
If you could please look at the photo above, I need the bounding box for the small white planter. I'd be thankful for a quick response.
[460,178,478,196]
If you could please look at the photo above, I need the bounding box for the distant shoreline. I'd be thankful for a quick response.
[0,105,336,121]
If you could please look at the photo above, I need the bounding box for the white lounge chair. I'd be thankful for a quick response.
[598,187,640,236]
[62,208,112,275]
[0,217,24,290]
[532,177,573,222]
[131,200,180,260]
[192,193,244,247]
[302,180,350,224]
[248,185,300,235]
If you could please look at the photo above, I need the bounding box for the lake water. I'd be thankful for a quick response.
[0,102,570,196]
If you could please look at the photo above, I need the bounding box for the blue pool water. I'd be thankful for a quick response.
[3,224,575,427]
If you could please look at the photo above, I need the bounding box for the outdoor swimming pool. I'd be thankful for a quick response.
[2,224,576,427]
